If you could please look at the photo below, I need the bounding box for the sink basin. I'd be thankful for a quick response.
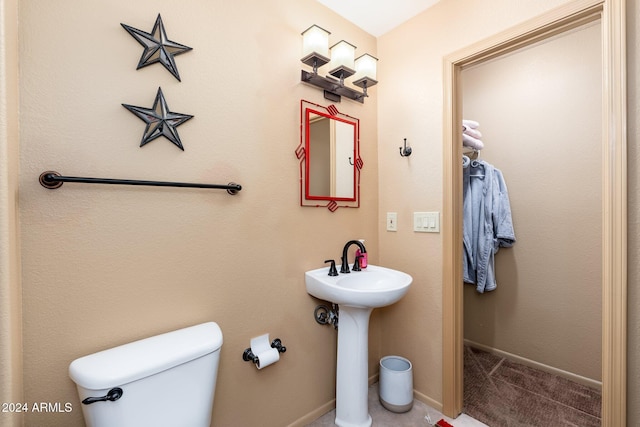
[305,264,412,308]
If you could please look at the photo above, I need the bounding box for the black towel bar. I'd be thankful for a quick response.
[39,171,242,195]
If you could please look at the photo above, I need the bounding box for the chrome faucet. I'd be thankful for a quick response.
[340,240,367,274]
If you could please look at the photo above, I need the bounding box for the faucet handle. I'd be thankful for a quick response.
[324,260,339,276]
[352,255,363,272]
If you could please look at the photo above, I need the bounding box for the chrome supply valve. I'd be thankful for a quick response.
[314,304,339,329]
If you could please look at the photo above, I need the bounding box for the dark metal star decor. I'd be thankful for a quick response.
[122,87,194,150]
[121,14,192,81]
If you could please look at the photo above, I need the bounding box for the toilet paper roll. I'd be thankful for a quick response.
[255,347,280,369]
[250,334,280,369]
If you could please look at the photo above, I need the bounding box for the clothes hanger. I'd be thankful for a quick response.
[462,147,479,168]
[466,150,484,176]
[470,150,482,168]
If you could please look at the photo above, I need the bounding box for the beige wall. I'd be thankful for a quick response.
[3,0,639,425]
[15,1,377,426]
[376,0,578,405]
[461,22,602,382]
[0,0,23,426]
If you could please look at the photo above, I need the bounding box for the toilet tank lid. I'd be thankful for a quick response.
[69,322,223,390]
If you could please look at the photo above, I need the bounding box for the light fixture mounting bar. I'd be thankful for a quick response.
[301,70,365,103]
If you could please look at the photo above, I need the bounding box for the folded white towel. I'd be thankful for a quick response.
[462,119,480,129]
[463,133,484,150]
[463,126,482,139]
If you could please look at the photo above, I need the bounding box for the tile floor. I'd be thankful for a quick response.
[306,384,487,427]
[463,345,601,426]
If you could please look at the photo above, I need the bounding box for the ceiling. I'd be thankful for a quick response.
[315,0,440,37]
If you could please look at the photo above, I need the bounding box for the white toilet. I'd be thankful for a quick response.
[69,322,223,427]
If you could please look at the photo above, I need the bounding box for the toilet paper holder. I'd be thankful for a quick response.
[242,338,287,365]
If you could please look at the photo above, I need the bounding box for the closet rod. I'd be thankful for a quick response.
[39,171,242,195]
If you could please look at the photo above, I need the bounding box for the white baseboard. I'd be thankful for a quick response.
[464,339,602,391]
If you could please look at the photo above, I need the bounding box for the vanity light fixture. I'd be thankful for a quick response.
[300,25,378,104]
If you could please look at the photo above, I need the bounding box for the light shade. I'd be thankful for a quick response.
[354,54,378,83]
[329,40,356,79]
[301,25,330,65]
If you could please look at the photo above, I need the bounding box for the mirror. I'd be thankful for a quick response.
[296,100,362,212]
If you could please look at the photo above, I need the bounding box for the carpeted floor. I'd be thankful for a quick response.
[463,345,601,426]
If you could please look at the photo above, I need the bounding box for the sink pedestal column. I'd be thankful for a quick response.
[335,305,374,427]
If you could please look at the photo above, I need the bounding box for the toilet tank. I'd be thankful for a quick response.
[69,322,223,427]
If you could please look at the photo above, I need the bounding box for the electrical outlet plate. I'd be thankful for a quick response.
[414,212,440,233]
[386,212,398,231]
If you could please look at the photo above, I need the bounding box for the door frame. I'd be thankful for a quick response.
[441,0,627,425]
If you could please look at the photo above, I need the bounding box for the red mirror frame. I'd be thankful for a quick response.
[295,100,363,212]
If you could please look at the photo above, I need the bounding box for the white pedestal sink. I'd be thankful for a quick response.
[305,265,413,427]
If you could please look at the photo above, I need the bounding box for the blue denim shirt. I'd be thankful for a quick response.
[463,160,515,293]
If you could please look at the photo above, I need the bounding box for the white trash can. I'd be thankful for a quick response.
[379,355,413,413]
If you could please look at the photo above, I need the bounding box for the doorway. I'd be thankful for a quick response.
[441,1,627,425]
[461,20,602,424]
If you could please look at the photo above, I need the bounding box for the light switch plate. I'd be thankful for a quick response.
[414,212,440,233]
[386,212,398,231]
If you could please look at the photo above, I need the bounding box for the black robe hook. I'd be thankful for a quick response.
[399,138,412,157]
